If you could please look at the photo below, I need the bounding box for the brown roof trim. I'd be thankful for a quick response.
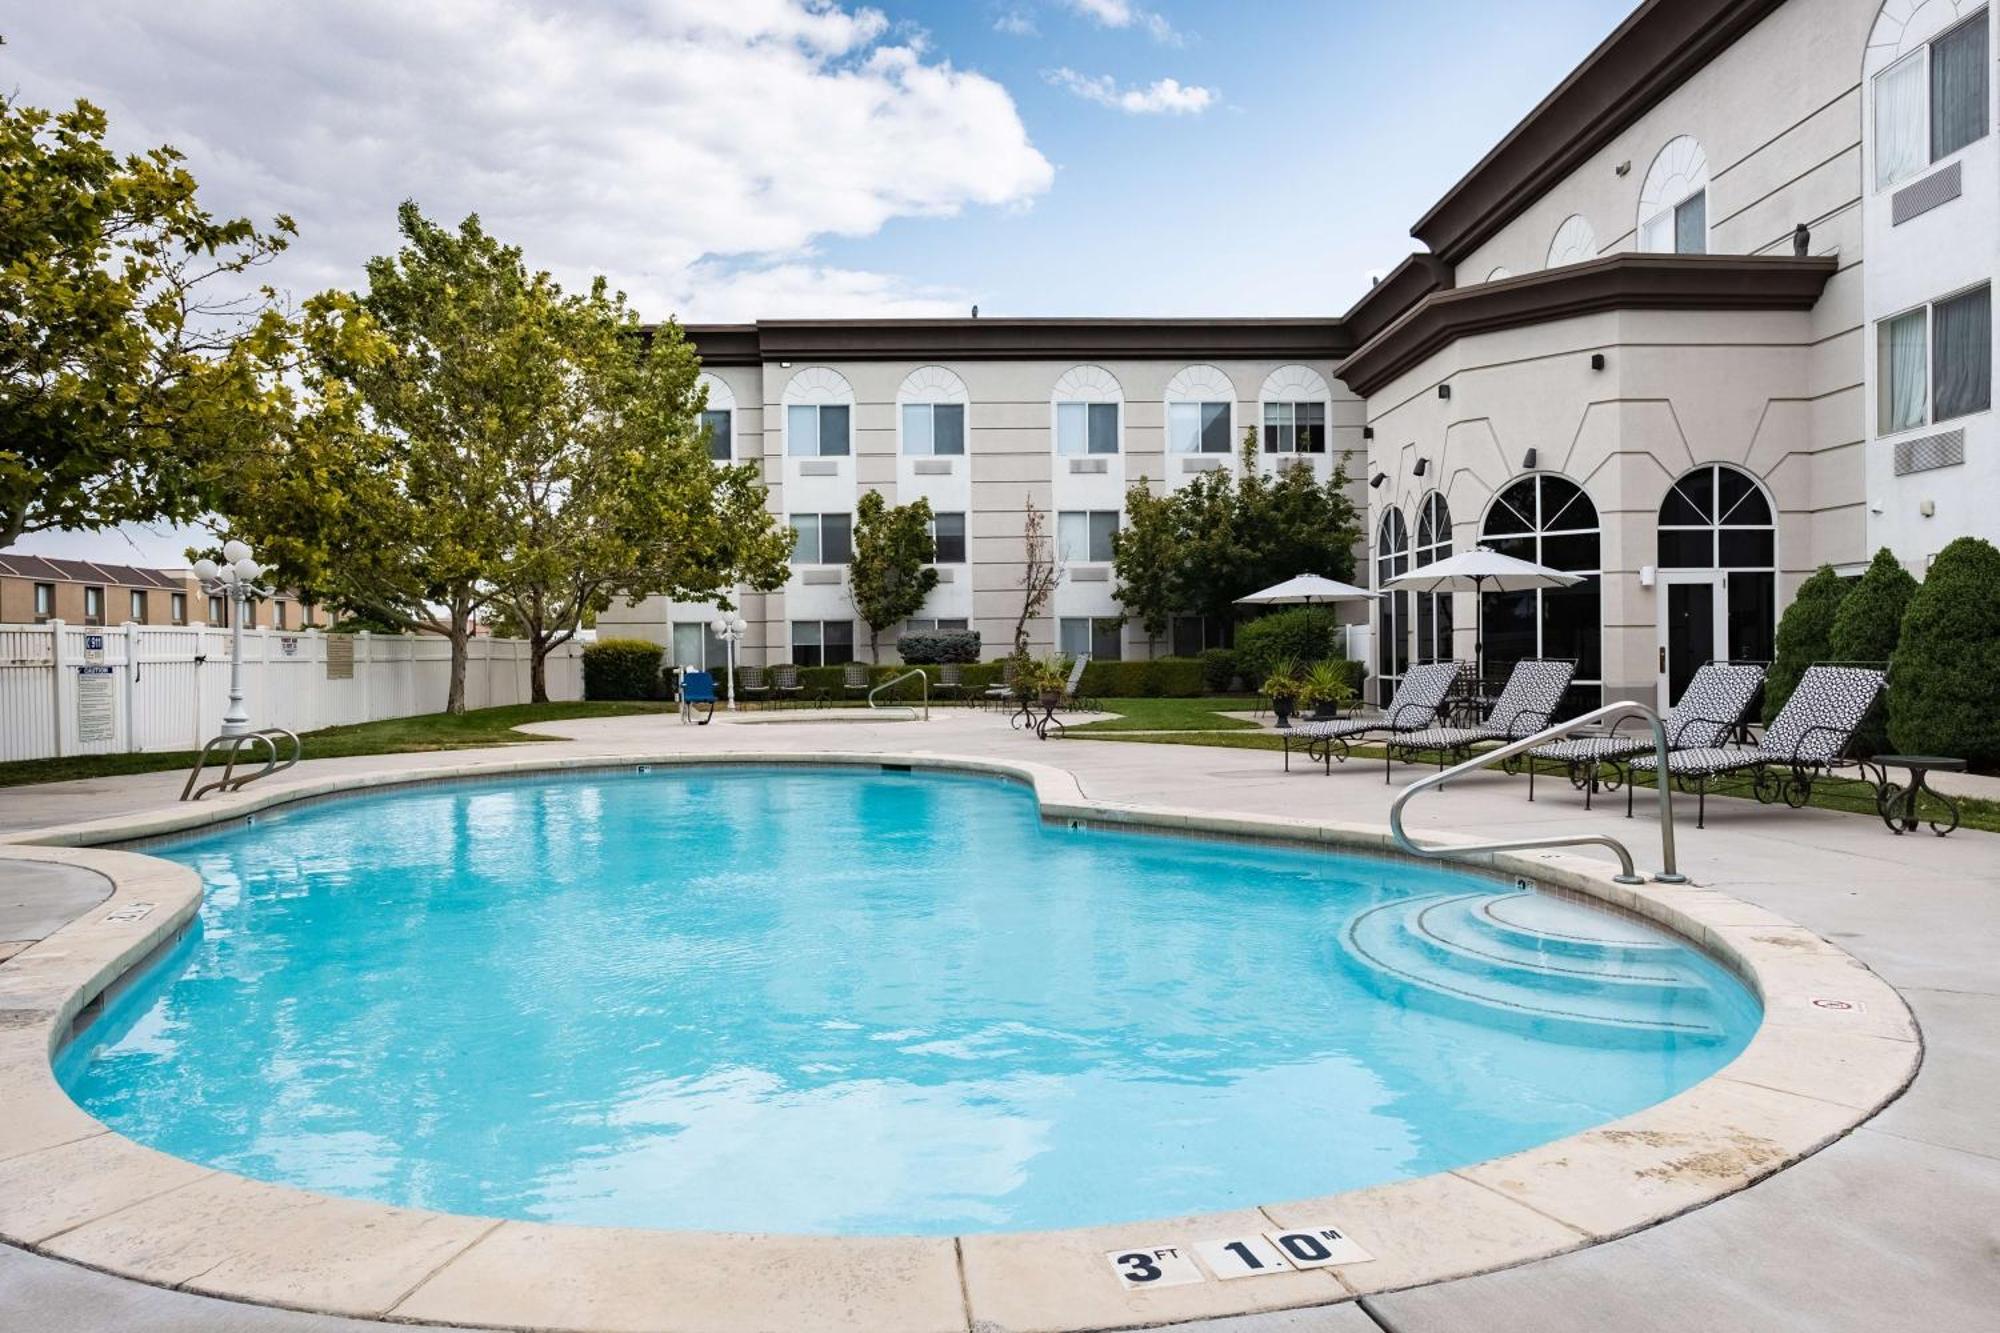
[680,317,1352,366]
[1340,254,1452,349]
[1335,253,1836,398]
[1411,0,1789,266]
[0,554,184,588]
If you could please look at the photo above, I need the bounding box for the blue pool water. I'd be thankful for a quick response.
[60,767,1760,1235]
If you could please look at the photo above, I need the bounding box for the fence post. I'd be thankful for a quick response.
[48,619,69,758]
[121,622,139,753]
[358,631,373,720]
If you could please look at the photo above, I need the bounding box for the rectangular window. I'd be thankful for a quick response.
[129,590,147,621]
[787,403,850,457]
[789,620,854,667]
[1168,401,1231,454]
[789,512,853,564]
[273,600,288,630]
[83,586,103,624]
[1877,49,1929,188]
[1875,9,1990,189]
[1673,190,1706,254]
[905,618,971,634]
[33,582,53,619]
[171,593,187,625]
[1262,401,1326,453]
[1058,617,1122,661]
[1170,615,1219,657]
[1879,284,1992,432]
[671,620,727,670]
[1879,307,1928,433]
[1932,9,1990,163]
[701,409,731,461]
[901,402,965,456]
[208,594,227,626]
[930,511,967,564]
[1057,510,1119,563]
[300,602,314,627]
[1056,401,1119,455]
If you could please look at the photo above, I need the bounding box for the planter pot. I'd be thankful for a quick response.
[1039,690,1061,709]
[1271,695,1295,728]
[1310,701,1341,720]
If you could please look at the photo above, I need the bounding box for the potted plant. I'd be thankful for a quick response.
[1030,655,1071,708]
[1301,660,1356,721]
[1260,656,1304,728]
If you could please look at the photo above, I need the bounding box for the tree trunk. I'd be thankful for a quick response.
[445,604,471,715]
[529,639,550,704]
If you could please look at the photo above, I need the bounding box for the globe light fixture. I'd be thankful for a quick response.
[708,613,750,711]
[192,541,274,735]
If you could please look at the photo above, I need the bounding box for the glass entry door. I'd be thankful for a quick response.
[1656,571,1721,708]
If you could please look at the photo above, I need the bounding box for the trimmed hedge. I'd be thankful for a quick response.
[1764,565,1853,724]
[1234,608,1345,687]
[1199,647,1240,693]
[582,638,665,700]
[715,661,1006,701]
[1078,657,1205,699]
[1828,548,1918,757]
[1888,536,2000,768]
[897,629,981,664]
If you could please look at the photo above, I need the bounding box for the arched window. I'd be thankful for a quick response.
[1479,475,1600,711]
[1413,492,1453,662]
[1165,364,1236,455]
[1656,464,1778,697]
[782,366,855,457]
[1637,136,1709,254]
[1052,364,1124,456]
[1257,364,1330,455]
[897,365,968,457]
[1546,214,1598,268]
[1486,266,1512,283]
[696,372,736,461]
[1375,508,1411,705]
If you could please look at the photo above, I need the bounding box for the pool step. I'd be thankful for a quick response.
[1338,892,1732,1046]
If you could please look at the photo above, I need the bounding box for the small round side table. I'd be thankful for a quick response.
[1871,755,1968,836]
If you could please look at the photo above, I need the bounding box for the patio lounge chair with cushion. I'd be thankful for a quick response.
[770,663,804,708]
[1282,661,1462,774]
[1385,658,1576,781]
[1060,654,1091,711]
[1526,661,1766,806]
[1625,663,1887,828]
[736,664,769,708]
[678,670,718,725]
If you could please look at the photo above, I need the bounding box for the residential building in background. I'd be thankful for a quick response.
[0,554,330,631]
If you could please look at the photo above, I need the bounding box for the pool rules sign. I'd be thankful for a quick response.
[76,634,115,744]
[1107,1225,1373,1289]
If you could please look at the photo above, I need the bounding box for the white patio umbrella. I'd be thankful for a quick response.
[1382,546,1582,678]
[1233,573,1376,606]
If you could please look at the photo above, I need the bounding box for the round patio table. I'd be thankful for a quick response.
[1872,754,1967,836]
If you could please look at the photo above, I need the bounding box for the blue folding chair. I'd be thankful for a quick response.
[679,670,718,725]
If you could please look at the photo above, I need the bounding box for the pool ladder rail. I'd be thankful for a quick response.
[867,669,929,720]
[1389,701,1687,886]
[179,727,302,801]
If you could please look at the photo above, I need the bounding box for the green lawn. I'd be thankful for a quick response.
[0,701,669,789]
[1065,696,1261,733]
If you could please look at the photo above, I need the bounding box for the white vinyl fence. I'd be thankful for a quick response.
[0,622,584,763]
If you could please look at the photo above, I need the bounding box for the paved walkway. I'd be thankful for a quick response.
[2,709,1995,1331]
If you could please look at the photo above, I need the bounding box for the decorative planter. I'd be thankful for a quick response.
[1271,694,1295,728]
[1039,690,1061,709]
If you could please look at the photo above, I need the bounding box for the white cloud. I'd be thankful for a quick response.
[0,0,1053,321]
[994,8,1039,37]
[1058,0,1181,45]
[1044,68,1216,115]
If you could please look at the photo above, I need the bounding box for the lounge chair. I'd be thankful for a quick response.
[1526,661,1766,806]
[770,663,804,708]
[679,670,718,725]
[1059,654,1091,711]
[982,659,1019,710]
[1625,663,1887,828]
[736,664,769,708]
[1385,658,1576,781]
[936,662,964,705]
[1283,661,1462,773]
[843,661,870,703]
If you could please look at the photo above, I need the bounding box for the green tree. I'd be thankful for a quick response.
[848,489,940,662]
[1888,537,2000,767]
[1109,480,1180,652]
[1,91,297,549]
[1764,565,1853,724]
[1828,547,1919,756]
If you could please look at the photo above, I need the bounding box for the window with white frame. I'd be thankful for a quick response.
[1057,510,1119,563]
[1058,617,1121,661]
[786,403,851,457]
[902,402,965,455]
[83,585,104,624]
[1056,402,1119,455]
[929,511,967,563]
[790,620,854,666]
[1262,401,1326,453]
[700,409,732,461]
[1875,8,1990,190]
[300,602,313,627]
[207,594,226,626]
[905,618,970,634]
[1878,283,1993,433]
[1168,400,1231,453]
[1638,136,1709,254]
[33,582,53,619]
[171,592,187,625]
[790,512,853,564]
[671,620,728,670]
[129,589,147,621]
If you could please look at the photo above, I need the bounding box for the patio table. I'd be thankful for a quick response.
[1871,754,1967,836]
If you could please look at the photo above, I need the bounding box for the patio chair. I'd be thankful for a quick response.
[678,670,718,725]
[843,661,870,703]
[1058,654,1091,711]
[1525,661,1766,806]
[936,662,964,705]
[770,663,804,708]
[736,664,769,708]
[1625,663,1887,828]
[1282,661,1462,774]
[1384,658,1576,781]
[982,659,1019,709]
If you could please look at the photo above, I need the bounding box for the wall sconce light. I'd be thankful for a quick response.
[779,360,792,368]
[1362,426,1374,440]
[1589,353,1606,371]
[1522,448,1537,469]
[1615,160,1632,176]
[1369,473,1388,489]
[1437,384,1451,400]
[1920,499,1937,517]
[1639,564,1657,588]
[1413,457,1429,477]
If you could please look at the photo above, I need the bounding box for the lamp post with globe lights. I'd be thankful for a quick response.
[190,540,272,737]
[709,613,748,710]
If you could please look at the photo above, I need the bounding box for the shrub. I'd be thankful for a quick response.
[1828,548,1919,756]
[1888,536,2000,768]
[1199,647,1240,693]
[1763,565,1853,724]
[897,629,981,664]
[1079,657,1206,698]
[1235,608,1344,686]
[582,637,665,700]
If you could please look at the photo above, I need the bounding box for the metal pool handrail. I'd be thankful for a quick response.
[867,668,929,720]
[1388,700,1687,886]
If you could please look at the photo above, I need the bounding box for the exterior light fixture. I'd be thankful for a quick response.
[708,613,750,710]
[191,540,272,736]
[1522,448,1537,470]
[1413,457,1429,477]
[1369,473,1388,489]
[1437,384,1451,400]
[1362,427,1374,440]
[1589,353,1606,371]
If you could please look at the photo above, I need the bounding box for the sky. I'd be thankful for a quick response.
[7,0,1639,565]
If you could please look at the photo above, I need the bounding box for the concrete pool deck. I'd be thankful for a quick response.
[0,709,1994,1331]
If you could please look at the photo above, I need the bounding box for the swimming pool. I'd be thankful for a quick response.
[60,765,1760,1236]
